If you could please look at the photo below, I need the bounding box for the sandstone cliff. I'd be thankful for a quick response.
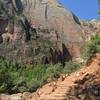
[0,0,85,64]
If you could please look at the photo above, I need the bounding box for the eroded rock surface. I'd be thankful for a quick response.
[81,19,100,41]
[0,0,84,64]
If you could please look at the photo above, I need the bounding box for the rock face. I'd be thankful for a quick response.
[81,19,100,41]
[0,0,84,64]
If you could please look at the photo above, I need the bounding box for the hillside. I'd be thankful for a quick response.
[0,54,100,100]
[0,0,100,100]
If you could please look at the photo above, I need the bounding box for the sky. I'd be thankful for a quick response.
[60,0,99,20]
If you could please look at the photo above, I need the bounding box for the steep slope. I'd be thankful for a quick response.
[0,0,84,64]
[34,54,100,100]
[1,54,100,100]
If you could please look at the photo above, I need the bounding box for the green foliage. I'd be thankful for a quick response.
[27,35,55,64]
[97,9,100,14]
[0,59,14,93]
[98,0,100,14]
[63,61,81,74]
[0,58,80,94]
[82,34,100,60]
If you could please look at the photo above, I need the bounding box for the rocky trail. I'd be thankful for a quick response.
[0,0,100,100]
[1,54,100,100]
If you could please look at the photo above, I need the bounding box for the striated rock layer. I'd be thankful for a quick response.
[0,0,84,64]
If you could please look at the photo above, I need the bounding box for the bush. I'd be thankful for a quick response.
[0,59,14,93]
[0,59,81,94]
[82,34,100,60]
[63,61,81,74]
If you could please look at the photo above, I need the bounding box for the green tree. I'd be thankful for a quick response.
[97,0,100,14]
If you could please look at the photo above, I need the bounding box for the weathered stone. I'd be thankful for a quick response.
[81,19,100,41]
[0,0,85,64]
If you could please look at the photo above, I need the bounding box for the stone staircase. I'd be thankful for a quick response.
[34,73,79,100]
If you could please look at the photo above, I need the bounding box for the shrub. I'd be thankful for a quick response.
[0,59,81,94]
[0,60,14,93]
[63,61,81,74]
[82,34,100,60]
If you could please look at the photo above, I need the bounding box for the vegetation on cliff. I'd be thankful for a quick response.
[1,28,100,95]
[0,59,81,94]
[82,34,100,60]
